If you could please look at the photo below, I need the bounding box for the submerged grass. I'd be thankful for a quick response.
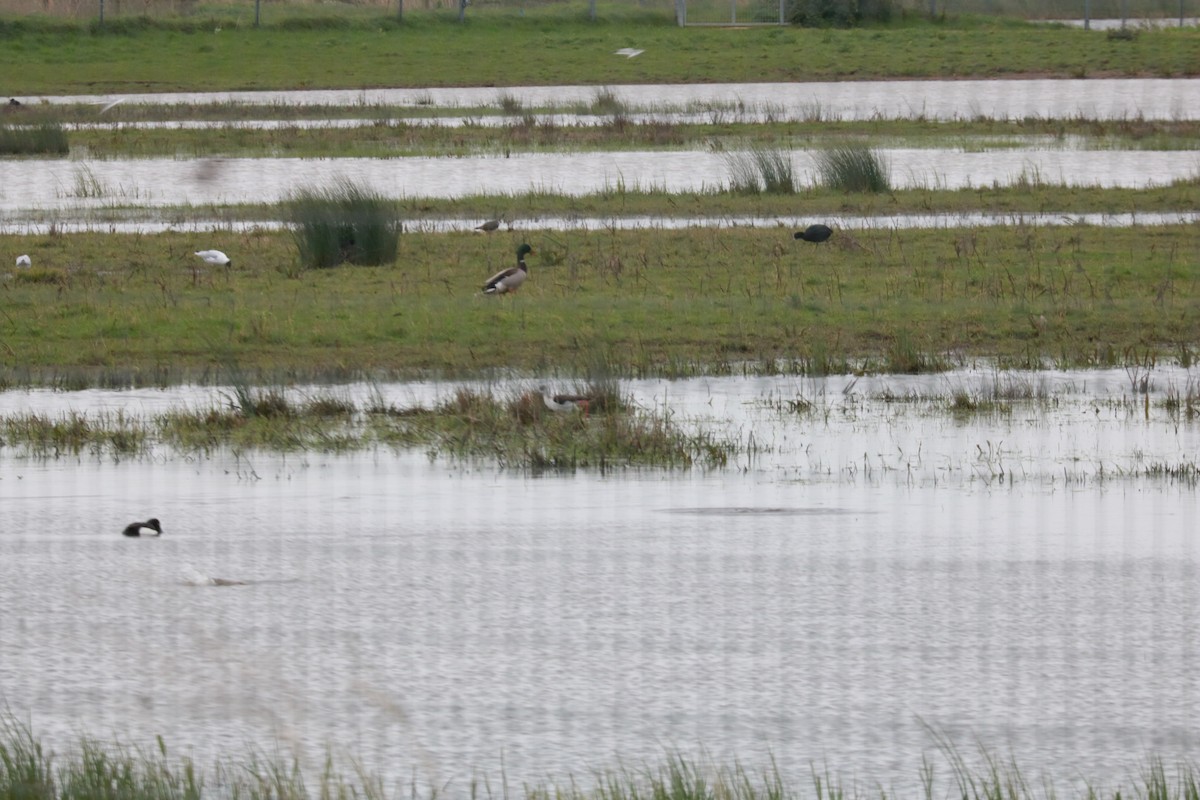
[3,716,1200,800]
[1,381,738,467]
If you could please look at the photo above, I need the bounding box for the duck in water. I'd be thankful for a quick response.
[123,518,163,537]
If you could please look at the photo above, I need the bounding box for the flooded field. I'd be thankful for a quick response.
[2,370,1198,794]
[1,147,1198,216]
[27,77,1200,121]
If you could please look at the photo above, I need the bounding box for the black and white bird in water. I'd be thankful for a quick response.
[123,518,163,537]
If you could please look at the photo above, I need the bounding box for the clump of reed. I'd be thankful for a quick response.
[725,147,796,194]
[0,121,69,156]
[0,410,150,458]
[814,145,891,193]
[1163,376,1200,421]
[286,179,401,270]
[371,383,735,470]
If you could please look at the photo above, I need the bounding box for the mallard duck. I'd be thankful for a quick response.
[482,243,534,295]
[123,518,163,537]
[794,224,834,243]
[538,385,592,415]
[194,249,231,268]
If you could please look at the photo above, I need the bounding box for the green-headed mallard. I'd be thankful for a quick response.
[482,243,534,295]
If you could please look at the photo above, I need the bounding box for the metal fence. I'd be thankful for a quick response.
[0,0,1194,27]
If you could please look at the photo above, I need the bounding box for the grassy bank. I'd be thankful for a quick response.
[1,224,1197,386]
[0,11,1197,96]
[1,718,1199,800]
[35,115,1200,160]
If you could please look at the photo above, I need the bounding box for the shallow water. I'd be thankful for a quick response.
[27,77,1200,121]
[2,210,1197,237]
[2,370,1198,793]
[1,148,1197,215]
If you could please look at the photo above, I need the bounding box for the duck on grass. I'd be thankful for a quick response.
[482,243,534,295]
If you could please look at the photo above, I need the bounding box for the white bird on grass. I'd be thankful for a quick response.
[614,48,644,58]
[194,249,232,269]
[16,254,31,268]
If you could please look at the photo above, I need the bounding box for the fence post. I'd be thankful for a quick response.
[1084,0,1089,30]
[254,0,260,27]
[589,0,596,20]
[98,0,104,26]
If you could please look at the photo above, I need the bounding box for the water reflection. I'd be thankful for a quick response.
[1,370,1198,794]
[25,77,1200,121]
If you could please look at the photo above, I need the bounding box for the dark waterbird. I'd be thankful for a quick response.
[794,224,834,243]
[123,518,163,537]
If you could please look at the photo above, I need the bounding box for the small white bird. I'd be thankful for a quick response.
[194,249,231,268]
[614,48,644,58]
[16,254,31,268]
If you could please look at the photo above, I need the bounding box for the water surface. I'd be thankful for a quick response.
[27,78,1200,121]
[2,148,1197,215]
[2,370,1197,794]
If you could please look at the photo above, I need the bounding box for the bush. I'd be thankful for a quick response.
[287,179,401,270]
[788,0,893,26]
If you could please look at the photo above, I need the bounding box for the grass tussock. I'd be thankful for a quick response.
[373,383,737,470]
[286,179,401,271]
[814,146,891,193]
[725,147,796,195]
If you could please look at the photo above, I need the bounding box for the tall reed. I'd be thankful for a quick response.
[725,147,796,194]
[814,145,891,193]
[0,122,69,155]
[286,179,401,270]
